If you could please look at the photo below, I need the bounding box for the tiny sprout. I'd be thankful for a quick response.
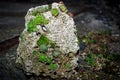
[50,63,57,70]
[32,50,38,55]
[51,8,59,17]
[52,50,60,57]
[39,44,48,52]
[59,4,68,13]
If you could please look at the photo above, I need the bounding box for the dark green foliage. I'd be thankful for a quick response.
[49,63,57,70]
[52,50,60,57]
[85,53,98,67]
[32,50,38,55]
[37,35,55,48]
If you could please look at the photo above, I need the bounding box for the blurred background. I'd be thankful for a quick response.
[0,0,120,80]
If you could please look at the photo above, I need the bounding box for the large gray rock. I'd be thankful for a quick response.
[16,2,79,79]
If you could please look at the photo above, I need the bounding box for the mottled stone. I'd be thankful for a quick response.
[16,2,79,79]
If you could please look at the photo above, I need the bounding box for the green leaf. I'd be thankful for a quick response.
[51,8,59,17]
[39,53,47,62]
[45,57,52,64]
[50,63,57,70]
[39,44,48,52]
[65,63,71,69]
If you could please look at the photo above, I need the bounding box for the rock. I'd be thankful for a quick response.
[16,2,79,79]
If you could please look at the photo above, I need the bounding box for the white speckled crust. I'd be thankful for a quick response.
[16,2,79,78]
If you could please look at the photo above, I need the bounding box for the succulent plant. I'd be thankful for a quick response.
[45,56,52,64]
[51,8,59,17]
[39,44,48,52]
[37,35,56,48]
[32,50,38,55]
[39,53,52,64]
[50,63,57,70]
[39,53,47,62]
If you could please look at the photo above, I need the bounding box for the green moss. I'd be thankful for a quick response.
[59,5,68,13]
[50,63,57,70]
[45,56,52,64]
[39,44,48,52]
[27,20,37,33]
[39,53,46,62]
[51,8,59,17]
[32,50,38,55]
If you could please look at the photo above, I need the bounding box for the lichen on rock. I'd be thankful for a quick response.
[16,2,79,79]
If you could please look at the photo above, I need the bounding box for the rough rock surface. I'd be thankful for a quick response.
[16,2,79,79]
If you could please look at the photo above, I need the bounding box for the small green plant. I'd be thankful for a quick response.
[51,8,59,17]
[39,44,48,52]
[34,14,49,26]
[45,56,52,64]
[65,63,71,69]
[50,63,57,70]
[37,35,55,48]
[27,20,37,33]
[85,53,98,67]
[32,50,38,55]
[59,4,68,13]
[37,35,50,46]
[39,53,52,64]
[52,50,60,57]
[39,53,46,62]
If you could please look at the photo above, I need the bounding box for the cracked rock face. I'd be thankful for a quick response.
[16,2,79,79]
